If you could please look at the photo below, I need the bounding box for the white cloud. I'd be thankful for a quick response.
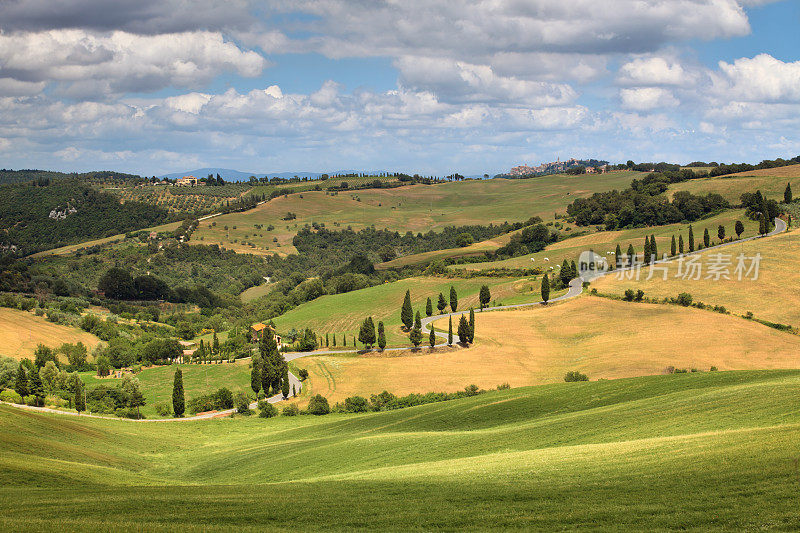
[714,54,800,102]
[620,87,679,110]
[618,56,692,86]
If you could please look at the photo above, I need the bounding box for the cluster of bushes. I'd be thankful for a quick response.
[85,376,146,418]
[187,387,234,414]
[564,371,589,382]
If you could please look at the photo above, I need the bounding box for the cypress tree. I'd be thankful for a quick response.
[325,333,329,347]
[560,259,571,284]
[332,333,336,347]
[479,285,491,310]
[650,234,657,260]
[358,317,376,348]
[671,235,676,256]
[643,236,650,265]
[212,331,219,354]
[541,273,550,304]
[250,358,261,394]
[14,365,28,397]
[281,367,290,399]
[409,326,422,347]
[29,370,44,406]
[437,292,447,313]
[74,377,85,414]
[292,384,296,397]
[343,334,346,346]
[785,182,792,204]
[377,321,386,351]
[448,316,453,346]
[614,244,622,268]
[679,234,684,254]
[468,308,475,343]
[718,225,725,241]
[735,220,744,238]
[457,315,470,344]
[627,244,635,266]
[425,297,433,317]
[414,310,422,331]
[570,260,578,279]
[703,228,710,247]
[429,325,436,348]
[688,225,695,252]
[401,290,413,330]
[173,368,185,417]
[759,213,767,235]
[449,286,458,312]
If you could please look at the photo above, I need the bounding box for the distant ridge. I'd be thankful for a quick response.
[158,168,391,181]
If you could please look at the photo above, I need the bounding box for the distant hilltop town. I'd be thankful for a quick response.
[506,158,609,177]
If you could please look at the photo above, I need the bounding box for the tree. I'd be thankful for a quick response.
[401,290,413,330]
[429,325,436,348]
[425,297,433,317]
[626,244,635,266]
[614,244,622,268]
[128,385,146,419]
[95,355,111,377]
[33,344,56,369]
[29,369,44,406]
[39,361,59,392]
[409,326,423,348]
[718,225,726,241]
[688,225,695,252]
[414,310,422,331]
[173,368,185,417]
[307,394,330,415]
[703,228,710,247]
[643,236,651,265]
[541,274,550,304]
[325,333,329,347]
[785,182,793,204]
[212,331,220,354]
[448,316,453,346]
[358,317,376,349]
[457,315,470,345]
[735,220,744,238]
[759,212,767,235]
[377,321,386,351]
[479,285,491,310]
[14,365,28,397]
[281,367,290,399]
[560,259,571,284]
[250,358,261,395]
[449,286,458,312]
[650,234,657,260]
[468,308,475,343]
[679,234,684,254]
[98,267,135,300]
[670,235,676,256]
[74,377,85,414]
[437,292,447,314]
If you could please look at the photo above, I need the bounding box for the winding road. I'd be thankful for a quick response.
[3,218,787,421]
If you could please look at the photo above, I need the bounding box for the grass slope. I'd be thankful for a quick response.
[666,167,800,204]
[294,296,800,403]
[193,172,643,255]
[592,228,800,327]
[273,275,561,347]
[1,370,800,530]
[0,308,102,360]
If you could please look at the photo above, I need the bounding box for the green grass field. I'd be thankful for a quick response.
[454,209,758,271]
[273,275,564,347]
[78,361,252,418]
[667,166,800,204]
[2,370,799,530]
[192,172,644,255]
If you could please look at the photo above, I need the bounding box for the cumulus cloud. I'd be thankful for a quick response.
[0,30,267,97]
[620,87,680,110]
[714,54,800,102]
[618,56,693,86]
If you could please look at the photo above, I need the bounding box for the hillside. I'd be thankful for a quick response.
[2,370,799,530]
[0,308,102,360]
[294,296,800,403]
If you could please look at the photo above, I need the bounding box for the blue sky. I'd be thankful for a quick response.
[0,0,798,176]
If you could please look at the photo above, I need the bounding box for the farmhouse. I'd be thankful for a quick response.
[176,175,198,186]
[250,322,282,346]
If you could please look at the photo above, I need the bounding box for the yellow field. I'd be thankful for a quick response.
[293,297,800,404]
[729,164,800,178]
[0,308,102,360]
[592,228,800,326]
[667,169,800,204]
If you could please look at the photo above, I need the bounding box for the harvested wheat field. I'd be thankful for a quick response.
[0,308,102,360]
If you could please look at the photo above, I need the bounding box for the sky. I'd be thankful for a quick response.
[0,0,799,176]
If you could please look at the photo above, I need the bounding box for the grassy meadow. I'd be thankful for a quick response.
[592,228,800,327]
[666,165,800,204]
[192,172,644,255]
[2,369,800,530]
[272,275,563,347]
[293,296,800,404]
[0,308,102,360]
[453,209,758,271]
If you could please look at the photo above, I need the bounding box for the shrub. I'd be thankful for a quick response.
[298,368,309,381]
[344,395,369,413]
[187,387,235,414]
[0,389,23,404]
[258,401,278,418]
[45,394,69,408]
[675,292,693,307]
[710,366,718,371]
[564,371,589,382]
[235,391,252,415]
[115,407,144,419]
[24,394,39,406]
[496,383,511,390]
[634,289,644,301]
[154,402,173,417]
[306,394,330,415]
[623,289,635,301]
[282,404,300,416]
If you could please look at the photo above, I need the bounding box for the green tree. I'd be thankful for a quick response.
[281,367,290,399]
[39,361,59,392]
[14,365,28,397]
[560,259,572,284]
[128,385,146,420]
[650,234,657,260]
[29,369,44,406]
[679,234,684,254]
[212,331,220,354]
[437,292,447,313]
[614,244,622,268]
[414,310,422,330]
[479,285,491,310]
[425,297,433,317]
[358,317,376,349]
[409,326,423,348]
[95,355,111,377]
[688,225,695,252]
[457,315,470,345]
[718,225,725,241]
[172,368,185,417]
[74,377,85,414]
[449,286,458,312]
[759,213,767,235]
[670,235,676,256]
[468,308,475,343]
[627,244,635,266]
[98,267,135,300]
[332,333,336,347]
[541,274,550,304]
[250,358,261,395]
[325,333,329,347]
[401,290,413,330]
[429,325,436,348]
[377,322,386,351]
[735,220,744,238]
[703,228,710,247]
[785,182,793,204]
[643,236,651,265]
[448,316,453,346]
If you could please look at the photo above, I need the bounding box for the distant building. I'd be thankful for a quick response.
[250,323,282,347]
[176,175,198,186]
